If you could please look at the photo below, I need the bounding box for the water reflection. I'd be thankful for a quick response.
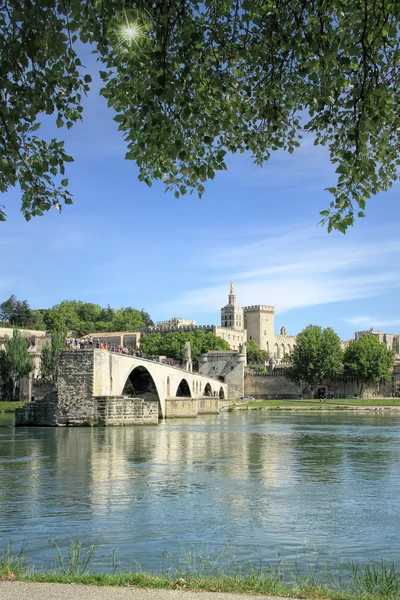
[0,411,399,571]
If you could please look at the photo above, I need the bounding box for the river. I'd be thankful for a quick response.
[0,410,399,573]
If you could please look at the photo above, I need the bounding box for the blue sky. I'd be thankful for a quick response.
[1,49,399,341]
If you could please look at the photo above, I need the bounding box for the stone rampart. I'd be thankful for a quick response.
[144,324,214,334]
[274,334,297,342]
[244,372,395,399]
[244,374,300,399]
[243,305,275,312]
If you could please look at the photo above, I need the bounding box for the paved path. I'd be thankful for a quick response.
[0,582,299,600]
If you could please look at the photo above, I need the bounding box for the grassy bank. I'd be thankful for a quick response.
[232,399,400,410]
[0,401,25,413]
[1,541,400,600]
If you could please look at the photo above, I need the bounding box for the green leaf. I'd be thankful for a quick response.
[61,179,68,187]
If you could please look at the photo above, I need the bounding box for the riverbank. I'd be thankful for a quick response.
[1,564,399,600]
[0,401,25,413]
[1,539,399,600]
[230,399,400,411]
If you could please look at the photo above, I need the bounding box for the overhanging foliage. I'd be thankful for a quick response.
[0,0,399,230]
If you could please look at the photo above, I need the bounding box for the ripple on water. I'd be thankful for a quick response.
[0,411,399,572]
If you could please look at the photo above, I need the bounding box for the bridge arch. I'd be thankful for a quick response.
[176,378,191,397]
[204,382,212,396]
[219,387,225,399]
[123,365,163,418]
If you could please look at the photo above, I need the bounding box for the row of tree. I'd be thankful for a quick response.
[285,325,395,396]
[0,296,154,336]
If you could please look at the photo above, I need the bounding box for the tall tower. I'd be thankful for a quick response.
[221,282,244,331]
[243,305,275,354]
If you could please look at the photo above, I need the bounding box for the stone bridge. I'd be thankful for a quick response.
[58,348,228,422]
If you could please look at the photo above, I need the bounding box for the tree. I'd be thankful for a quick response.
[1,1,398,232]
[246,340,268,364]
[343,334,395,397]
[0,329,34,400]
[285,325,343,393]
[0,295,17,323]
[41,326,67,382]
[140,330,230,365]
[0,295,42,329]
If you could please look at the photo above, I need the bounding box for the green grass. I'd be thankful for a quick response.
[233,398,400,410]
[2,540,400,600]
[0,401,25,413]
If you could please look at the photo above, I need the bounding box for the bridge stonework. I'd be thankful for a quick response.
[17,349,229,426]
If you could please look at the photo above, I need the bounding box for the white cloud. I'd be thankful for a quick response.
[159,225,400,316]
[344,315,400,329]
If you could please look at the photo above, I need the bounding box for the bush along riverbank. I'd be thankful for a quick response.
[2,541,400,600]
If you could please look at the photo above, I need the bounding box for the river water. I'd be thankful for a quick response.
[0,410,399,573]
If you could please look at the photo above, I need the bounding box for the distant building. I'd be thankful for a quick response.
[354,328,400,353]
[156,318,196,329]
[139,283,296,356]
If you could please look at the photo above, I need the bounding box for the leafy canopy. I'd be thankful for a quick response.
[285,324,343,388]
[0,295,45,329]
[343,334,395,395]
[140,330,230,364]
[40,325,67,382]
[1,0,399,231]
[0,295,154,336]
[246,340,268,364]
[0,329,34,400]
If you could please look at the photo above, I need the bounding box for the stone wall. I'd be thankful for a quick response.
[15,391,60,426]
[32,379,56,401]
[165,397,199,418]
[198,397,221,414]
[198,351,245,399]
[244,371,396,399]
[244,372,300,399]
[94,396,158,425]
